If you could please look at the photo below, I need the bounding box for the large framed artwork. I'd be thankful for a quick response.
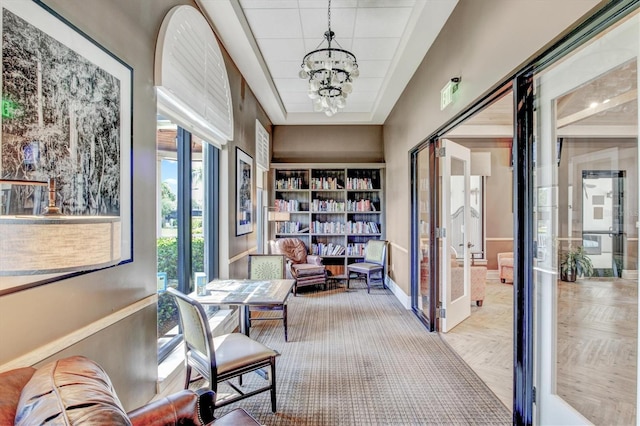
[236,147,253,236]
[0,1,132,293]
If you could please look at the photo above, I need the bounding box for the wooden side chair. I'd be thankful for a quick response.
[248,254,289,341]
[347,239,388,293]
[166,288,279,412]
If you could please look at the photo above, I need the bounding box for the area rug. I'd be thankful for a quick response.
[209,283,511,425]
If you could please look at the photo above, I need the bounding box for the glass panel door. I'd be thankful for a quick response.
[415,147,431,324]
[534,11,639,424]
[439,139,471,332]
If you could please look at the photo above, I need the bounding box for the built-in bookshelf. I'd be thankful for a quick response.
[271,165,384,279]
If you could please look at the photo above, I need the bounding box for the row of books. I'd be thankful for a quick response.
[346,221,380,234]
[310,221,345,234]
[274,199,300,211]
[275,221,304,233]
[310,177,343,190]
[286,220,381,234]
[275,177,306,190]
[345,177,377,190]
[346,199,377,212]
[346,243,369,256]
[311,243,346,256]
[311,199,345,212]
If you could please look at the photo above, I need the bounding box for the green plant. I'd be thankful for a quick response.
[560,246,593,278]
[157,291,178,335]
[157,236,204,281]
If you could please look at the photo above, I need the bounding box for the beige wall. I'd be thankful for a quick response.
[0,0,270,411]
[273,125,383,164]
[383,0,604,295]
[227,60,273,278]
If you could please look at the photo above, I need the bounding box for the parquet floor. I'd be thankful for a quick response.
[440,277,638,425]
[440,280,514,410]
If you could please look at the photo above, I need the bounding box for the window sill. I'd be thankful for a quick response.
[157,308,238,394]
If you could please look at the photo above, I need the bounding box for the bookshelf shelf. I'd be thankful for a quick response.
[271,165,384,279]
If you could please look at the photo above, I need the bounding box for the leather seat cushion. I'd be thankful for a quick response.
[15,356,131,426]
[348,262,382,273]
[292,263,325,277]
[214,333,277,375]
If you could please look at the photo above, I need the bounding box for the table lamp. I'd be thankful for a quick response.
[0,178,121,276]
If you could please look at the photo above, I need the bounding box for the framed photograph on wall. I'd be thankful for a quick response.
[236,147,253,236]
[0,1,132,293]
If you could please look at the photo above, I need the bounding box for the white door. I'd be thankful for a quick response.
[439,139,471,332]
[534,11,639,425]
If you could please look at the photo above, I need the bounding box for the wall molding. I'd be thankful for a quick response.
[0,294,157,373]
[390,241,408,254]
[228,248,255,265]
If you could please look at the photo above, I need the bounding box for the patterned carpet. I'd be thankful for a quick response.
[209,282,511,425]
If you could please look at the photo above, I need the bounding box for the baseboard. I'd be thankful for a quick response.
[385,276,411,309]
[622,270,638,280]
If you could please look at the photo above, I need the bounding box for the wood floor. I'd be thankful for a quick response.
[440,280,514,410]
[440,277,638,425]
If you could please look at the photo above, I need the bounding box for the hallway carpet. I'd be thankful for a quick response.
[209,283,511,425]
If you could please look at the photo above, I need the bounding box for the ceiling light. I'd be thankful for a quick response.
[298,0,358,116]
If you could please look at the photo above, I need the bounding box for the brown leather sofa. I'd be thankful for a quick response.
[0,355,260,425]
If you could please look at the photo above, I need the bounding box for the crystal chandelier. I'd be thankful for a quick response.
[298,0,359,116]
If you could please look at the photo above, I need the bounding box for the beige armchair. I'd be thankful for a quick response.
[272,238,327,295]
[497,252,514,283]
[450,247,486,306]
[450,265,487,306]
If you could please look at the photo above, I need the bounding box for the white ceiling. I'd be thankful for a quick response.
[197,0,458,125]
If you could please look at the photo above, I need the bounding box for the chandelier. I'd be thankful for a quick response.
[298,0,359,116]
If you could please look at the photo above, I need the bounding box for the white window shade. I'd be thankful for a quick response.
[155,6,233,146]
[256,120,269,171]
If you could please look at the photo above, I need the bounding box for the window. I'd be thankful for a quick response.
[156,116,219,362]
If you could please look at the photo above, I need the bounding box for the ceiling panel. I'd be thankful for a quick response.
[198,0,459,124]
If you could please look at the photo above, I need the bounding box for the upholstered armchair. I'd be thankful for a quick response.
[272,238,327,295]
[450,265,487,306]
[450,248,486,306]
[497,252,514,283]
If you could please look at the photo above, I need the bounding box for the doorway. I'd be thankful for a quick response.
[411,90,516,409]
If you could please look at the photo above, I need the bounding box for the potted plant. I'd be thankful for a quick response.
[560,246,593,282]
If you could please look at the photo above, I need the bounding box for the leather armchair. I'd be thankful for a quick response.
[0,355,260,425]
[272,238,327,295]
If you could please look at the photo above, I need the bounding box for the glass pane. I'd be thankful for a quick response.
[534,13,638,423]
[417,147,430,321]
[157,117,179,350]
[191,136,205,290]
[450,156,465,300]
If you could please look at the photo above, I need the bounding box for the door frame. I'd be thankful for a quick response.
[532,10,639,424]
[439,139,471,332]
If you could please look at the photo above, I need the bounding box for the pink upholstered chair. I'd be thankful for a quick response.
[272,238,327,295]
[450,265,487,307]
[445,248,487,306]
[497,252,514,283]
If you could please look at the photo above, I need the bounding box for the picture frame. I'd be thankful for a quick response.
[236,147,253,236]
[0,1,132,293]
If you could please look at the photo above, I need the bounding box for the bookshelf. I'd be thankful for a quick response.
[271,165,384,279]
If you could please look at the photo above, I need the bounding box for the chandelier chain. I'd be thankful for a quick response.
[298,0,358,116]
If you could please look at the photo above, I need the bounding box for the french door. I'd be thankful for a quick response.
[439,139,471,332]
[533,10,639,424]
